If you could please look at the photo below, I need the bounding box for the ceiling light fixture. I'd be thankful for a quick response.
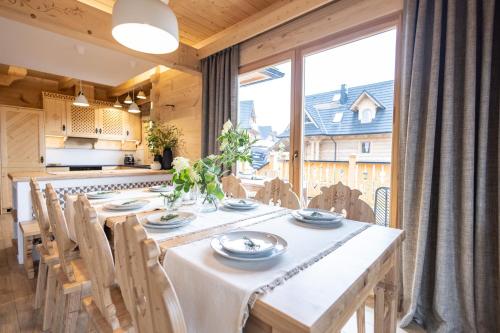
[124,92,133,104]
[137,89,147,100]
[73,80,89,107]
[128,89,140,113]
[113,98,123,108]
[112,0,179,54]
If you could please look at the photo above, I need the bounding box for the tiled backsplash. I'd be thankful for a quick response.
[46,148,145,166]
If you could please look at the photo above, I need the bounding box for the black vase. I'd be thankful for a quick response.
[162,148,173,170]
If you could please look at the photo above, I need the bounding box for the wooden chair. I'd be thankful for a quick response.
[114,215,187,333]
[308,181,375,333]
[221,174,248,199]
[73,194,133,333]
[307,182,375,223]
[255,177,301,209]
[45,183,91,333]
[30,179,62,330]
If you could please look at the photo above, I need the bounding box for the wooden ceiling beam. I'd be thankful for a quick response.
[0,0,200,75]
[109,66,168,97]
[0,65,27,86]
[195,0,338,59]
[58,77,78,90]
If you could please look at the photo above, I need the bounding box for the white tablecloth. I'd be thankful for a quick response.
[163,215,371,333]
[65,189,286,243]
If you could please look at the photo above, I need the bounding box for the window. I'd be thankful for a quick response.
[237,61,292,182]
[360,141,371,154]
[360,108,375,123]
[333,112,343,123]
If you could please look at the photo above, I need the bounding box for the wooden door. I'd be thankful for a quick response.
[98,107,125,140]
[0,106,45,168]
[43,94,67,136]
[0,105,45,210]
[123,112,142,142]
[66,101,99,138]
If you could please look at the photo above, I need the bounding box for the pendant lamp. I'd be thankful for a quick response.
[73,80,89,107]
[113,98,123,108]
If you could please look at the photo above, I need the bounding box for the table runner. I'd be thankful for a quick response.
[65,189,285,243]
[163,214,371,333]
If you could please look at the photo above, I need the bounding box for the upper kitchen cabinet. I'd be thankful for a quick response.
[123,112,142,142]
[66,102,100,138]
[98,107,126,140]
[43,92,67,136]
[0,106,45,168]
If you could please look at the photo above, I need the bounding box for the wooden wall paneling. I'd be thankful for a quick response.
[156,70,202,161]
[240,0,403,66]
[0,75,59,108]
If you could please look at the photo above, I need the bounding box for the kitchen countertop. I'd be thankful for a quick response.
[45,164,151,169]
[8,168,170,182]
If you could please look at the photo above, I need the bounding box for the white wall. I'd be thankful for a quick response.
[46,148,145,166]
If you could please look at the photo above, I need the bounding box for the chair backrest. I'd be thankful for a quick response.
[29,178,53,252]
[221,175,248,199]
[73,195,123,330]
[307,182,375,223]
[64,194,78,242]
[45,183,77,281]
[255,177,300,209]
[114,215,187,333]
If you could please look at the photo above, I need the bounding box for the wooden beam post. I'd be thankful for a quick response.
[0,66,27,86]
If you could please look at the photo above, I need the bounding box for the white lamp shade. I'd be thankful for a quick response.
[124,94,133,104]
[73,92,89,107]
[112,0,179,54]
[113,98,123,108]
[128,102,141,113]
[137,90,147,99]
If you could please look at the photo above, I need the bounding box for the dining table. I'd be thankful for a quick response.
[68,188,404,333]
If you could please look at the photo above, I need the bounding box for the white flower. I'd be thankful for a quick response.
[207,154,217,160]
[220,140,228,152]
[172,157,190,172]
[189,169,200,182]
[221,120,233,134]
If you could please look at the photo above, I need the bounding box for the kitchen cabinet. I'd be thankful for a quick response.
[66,102,100,138]
[42,93,141,145]
[98,107,126,140]
[0,105,45,211]
[43,92,67,136]
[123,112,142,142]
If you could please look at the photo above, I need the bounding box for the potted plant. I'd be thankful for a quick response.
[146,122,182,170]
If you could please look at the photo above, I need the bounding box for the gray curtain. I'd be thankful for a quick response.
[201,45,239,157]
[398,0,499,332]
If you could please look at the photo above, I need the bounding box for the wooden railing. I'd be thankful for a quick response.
[243,153,391,208]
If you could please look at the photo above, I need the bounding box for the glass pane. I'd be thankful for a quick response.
[237,61,292,190]
[301,30,396,226]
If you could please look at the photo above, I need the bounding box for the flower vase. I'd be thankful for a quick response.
[199,194,218,213]
[162,148,173,170]
[182,186,199,205]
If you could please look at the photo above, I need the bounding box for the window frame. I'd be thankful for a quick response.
[238,13,402,228]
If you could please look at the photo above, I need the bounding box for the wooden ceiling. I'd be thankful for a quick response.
[78,0,277,46]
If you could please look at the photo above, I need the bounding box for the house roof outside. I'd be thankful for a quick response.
[239,100,255,130]
[278,80,394,137]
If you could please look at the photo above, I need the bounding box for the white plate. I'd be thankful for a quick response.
[146,211,196,226]
[149,185,173,192]
[291,210,343,227]
[297,208,342,221]
[211,234,287,261]
[219,231,278,255]
[103,199,149,211]
[225,199,258,208]
[223,204,257,211]
[143,219,191,229]
[86,191,118,199]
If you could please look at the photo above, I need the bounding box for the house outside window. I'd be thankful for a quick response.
[360,141,371,154]
[360,108,375,123]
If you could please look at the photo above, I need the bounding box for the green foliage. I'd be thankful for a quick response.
[169,120,254,206]
[146,122,182,156]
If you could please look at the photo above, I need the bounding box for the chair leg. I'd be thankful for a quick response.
[34,259,48,309]
[356,303,366,333]
[53,282,66,333]
[63,290,83,333]
[23,235,35,279]
[43,265,57,331]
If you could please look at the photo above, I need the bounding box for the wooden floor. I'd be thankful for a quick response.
[0,213,423,333]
